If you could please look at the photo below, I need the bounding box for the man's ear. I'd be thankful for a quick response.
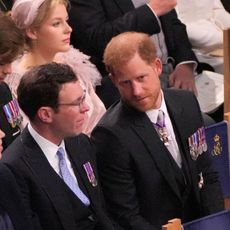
[108,72,116,85]
[152,57,163,76]
[37,107,53,124]
[25,27,38,40]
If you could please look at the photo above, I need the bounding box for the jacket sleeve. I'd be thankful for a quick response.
[69,0,160,60]
[196,150,225,215]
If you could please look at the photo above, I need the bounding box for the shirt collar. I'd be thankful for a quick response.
[145,90,167,123]
[28,123,66,159]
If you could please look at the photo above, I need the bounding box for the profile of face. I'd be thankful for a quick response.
[0,129,6,157]
[50,81,89,138]
[27,3,72,55]
[110,53,162,112]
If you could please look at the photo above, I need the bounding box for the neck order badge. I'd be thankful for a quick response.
[154,110,171,146]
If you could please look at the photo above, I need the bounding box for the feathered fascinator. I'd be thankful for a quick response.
[12,0,45,29]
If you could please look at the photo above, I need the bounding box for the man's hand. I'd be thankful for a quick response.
[169,63,198,96]
[148,0,177,16]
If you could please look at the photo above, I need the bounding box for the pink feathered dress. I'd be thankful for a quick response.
[5,46,106,136]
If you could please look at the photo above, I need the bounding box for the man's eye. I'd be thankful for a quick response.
[137,76,146,82]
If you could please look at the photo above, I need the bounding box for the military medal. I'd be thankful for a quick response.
[197,129,203,155]
[198,172,204,189]
[201,127,208,152]
[3,98,22,128]
[189,135,198,160]
[83,162,97,187]
[157,127,171,146]
[3,104,14,127]
[188,127,207,160]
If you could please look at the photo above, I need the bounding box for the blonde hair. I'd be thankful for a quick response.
[12,0,69,48]
[31,0,69,29]
[103,31,157,74]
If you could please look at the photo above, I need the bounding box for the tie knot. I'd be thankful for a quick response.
[57,147,65,160]
[156,110,165,128]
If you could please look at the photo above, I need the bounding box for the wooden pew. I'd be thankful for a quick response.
[224,28,230,209]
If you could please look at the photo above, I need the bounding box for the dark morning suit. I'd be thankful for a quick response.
[91,89,224,230]
[69,0,198,107]
[0,82,20,150]
[0,163,32,230]
[1,128,119,230]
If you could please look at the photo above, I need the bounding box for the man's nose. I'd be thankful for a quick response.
[132,82,142,96]
[80,101,90,113]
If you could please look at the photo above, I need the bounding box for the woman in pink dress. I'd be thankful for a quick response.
[6,0,106,136]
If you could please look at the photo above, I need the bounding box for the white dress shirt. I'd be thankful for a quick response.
[28,123,79,184]
[146,91,182,167]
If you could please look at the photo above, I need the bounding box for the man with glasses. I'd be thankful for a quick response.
[1,62,122,230]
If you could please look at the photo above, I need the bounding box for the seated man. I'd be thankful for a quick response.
[0,12,29,230]
[91,32,224,230]
[69,0,199,108]
[176,0,230,74]
[1,63,122,230]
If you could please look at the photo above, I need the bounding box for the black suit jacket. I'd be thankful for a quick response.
[1,128,119,230]
[69,0,197,75]
[0,163,32,230]
[0,82,21,150]
[91,89,224,230]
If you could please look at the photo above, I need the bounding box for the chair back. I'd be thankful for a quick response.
[205,121,230,197]
[183,209,230,230]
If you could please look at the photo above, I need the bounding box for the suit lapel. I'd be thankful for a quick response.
[127,108,182,202]
[113,0,134,13]
[164,92,194,168]
[65,137,101,208]
[20,128,77,230]
[164,91,200,201]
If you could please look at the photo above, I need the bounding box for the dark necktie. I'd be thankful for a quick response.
[57,147,90,206]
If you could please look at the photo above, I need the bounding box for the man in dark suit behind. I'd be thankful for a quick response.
[0,12,24,150]
[69,0,199,107]
[0,163,32,230]
[0,12,29,230]
[1,63,122,230]
[91,32,224,230]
